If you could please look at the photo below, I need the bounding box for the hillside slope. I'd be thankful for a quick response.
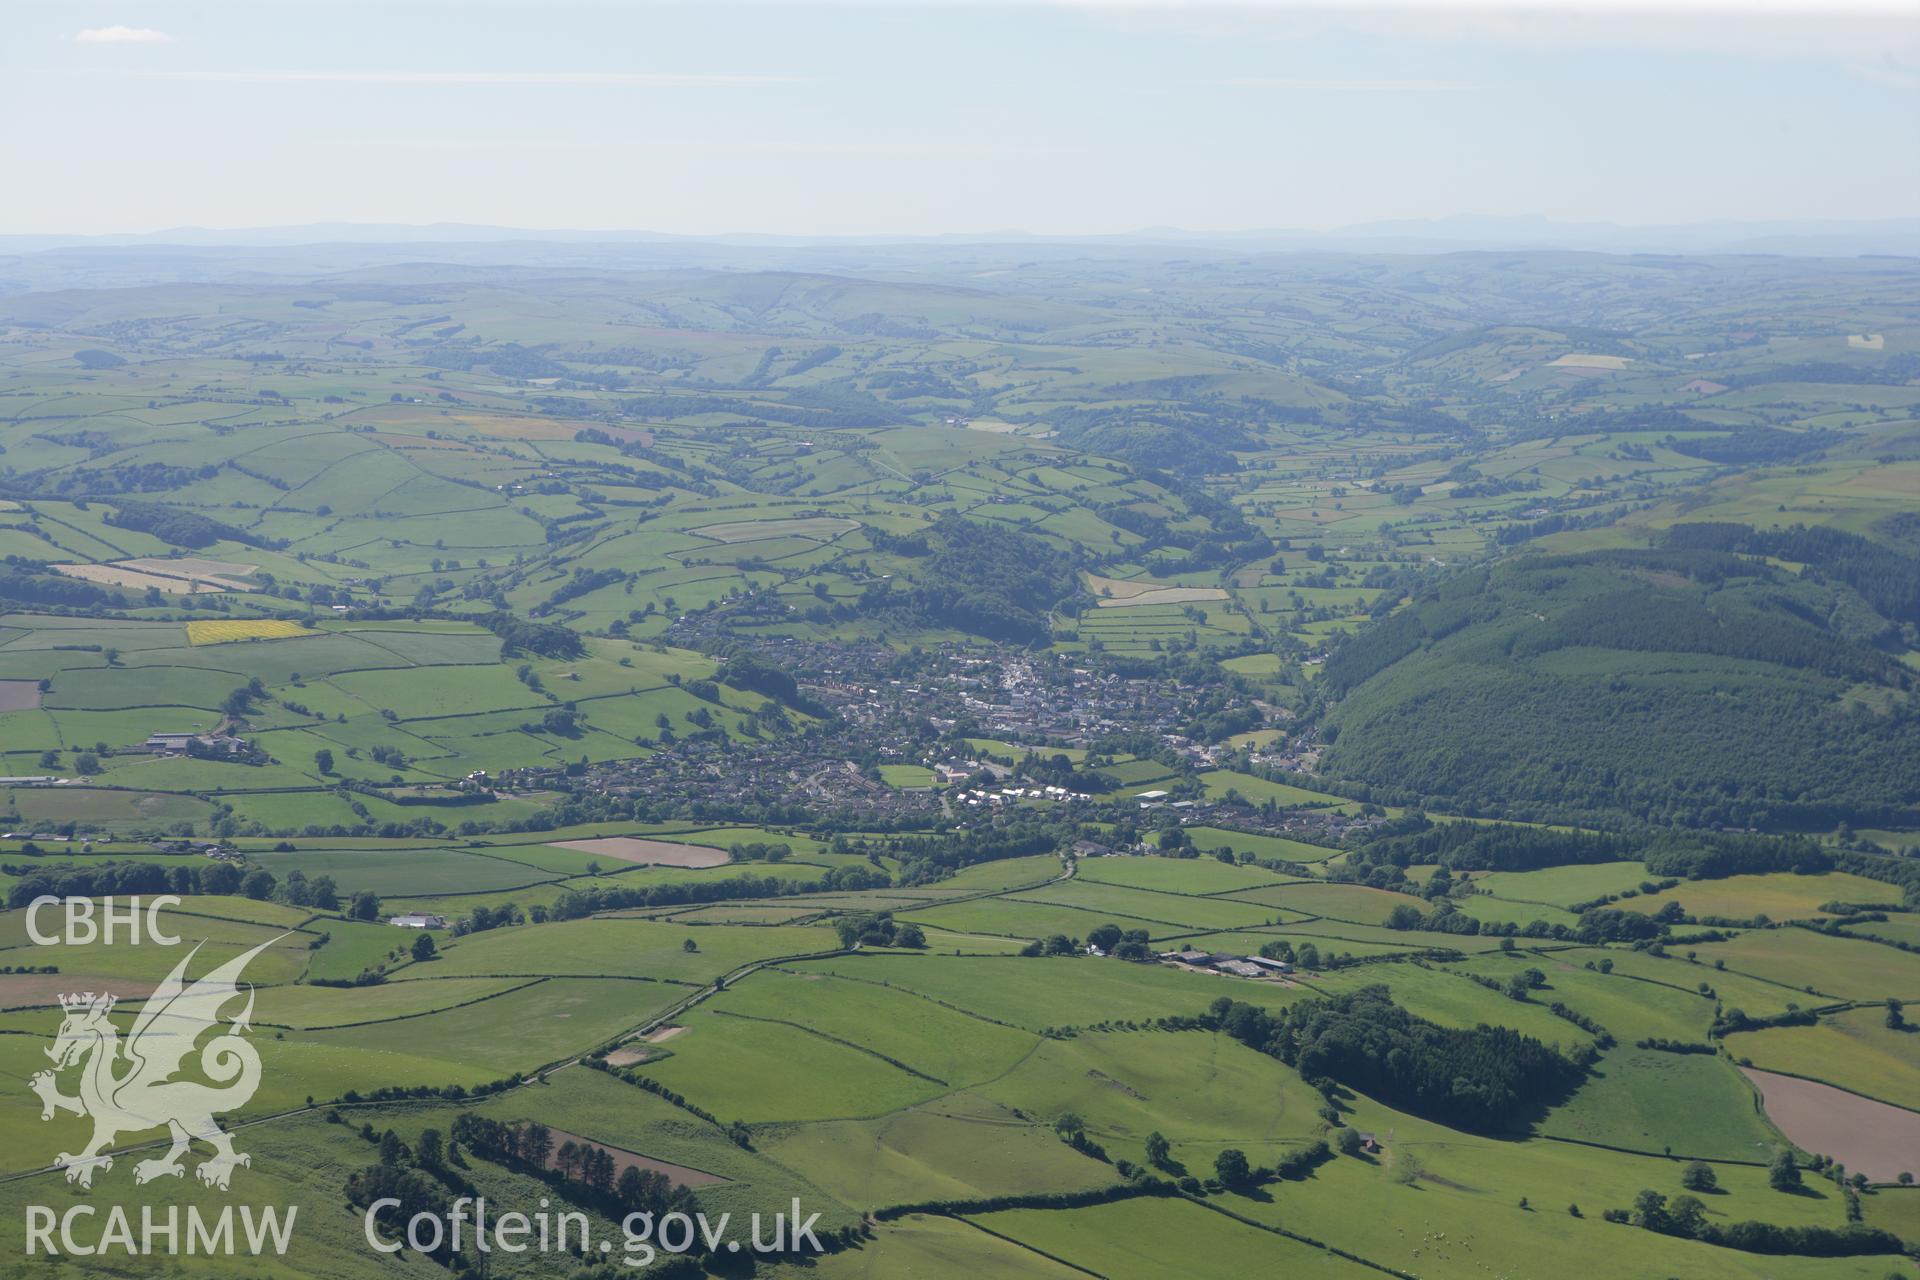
[1319,527,1920,829]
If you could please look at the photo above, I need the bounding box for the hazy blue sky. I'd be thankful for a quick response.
[6,1,1917,236]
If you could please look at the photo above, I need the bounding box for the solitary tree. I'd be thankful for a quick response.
[1214,1148,1252,1187]
[313,748,334,775]
[1145,1131,1171,1168]
[1680,1161,1717,1192]
[1769,1150,1802,1192]
[411,932,437,962]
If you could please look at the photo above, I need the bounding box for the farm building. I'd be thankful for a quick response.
[142,731,249,755]
[388,913,448,929]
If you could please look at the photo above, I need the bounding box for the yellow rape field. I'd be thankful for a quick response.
[185,618,316,645]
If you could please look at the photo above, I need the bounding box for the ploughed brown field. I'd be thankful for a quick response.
[1742,1066,1920,1182]
[549,837,730,867]
[0,973,158,1011]
[0,680,43,711]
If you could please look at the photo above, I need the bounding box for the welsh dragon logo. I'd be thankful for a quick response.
[29,936,280,1190]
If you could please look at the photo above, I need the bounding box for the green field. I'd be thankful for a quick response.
[0,241,1917,1279]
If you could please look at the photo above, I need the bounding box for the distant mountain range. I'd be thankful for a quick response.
[4,215,1918,257]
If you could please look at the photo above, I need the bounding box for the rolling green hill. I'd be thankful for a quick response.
[1320,529,1920,829]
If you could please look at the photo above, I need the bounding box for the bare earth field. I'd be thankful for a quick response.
[549,837,731,867]
[1742,1066,1920,1181]
[0,680,42,710]
[0,973,158,1010]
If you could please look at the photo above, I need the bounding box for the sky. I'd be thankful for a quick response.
[5,0,1918,237]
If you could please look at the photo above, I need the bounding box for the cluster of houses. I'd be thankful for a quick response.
[1159,948,1296,980]
[948,778,1092,808]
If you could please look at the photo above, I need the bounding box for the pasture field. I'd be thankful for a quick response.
[807,1213,1091,1278]
[973,1196,1381,1280]
[1538,1047,1783,1160]
[1474,860,1652,907]
[1617,871,1904,922]
[632,1005,955,1122]
[1,252,1918,1279]
[898,893,1167,942]
[757,1101,1118,1208]
[419,917,841,981]
[1687,928,1920,1002]
[930,854,1064,892]
[1071,852,1295,894]
[1311,962,1597,1050]
[253,975,535,1028]
[1725,1006,1920,1110]
[707,967,1039,1087]
[784,953,1308,1031]
[1863,1189,1920,1250]
[1178,825,1342,863]
[977,1029,1326,1158]
[1223,1133,1885,1280]
[303,976,671,1074]
[1196,768,1347,807]
[1221,880,1428,924]
[1004,879,1291,931]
